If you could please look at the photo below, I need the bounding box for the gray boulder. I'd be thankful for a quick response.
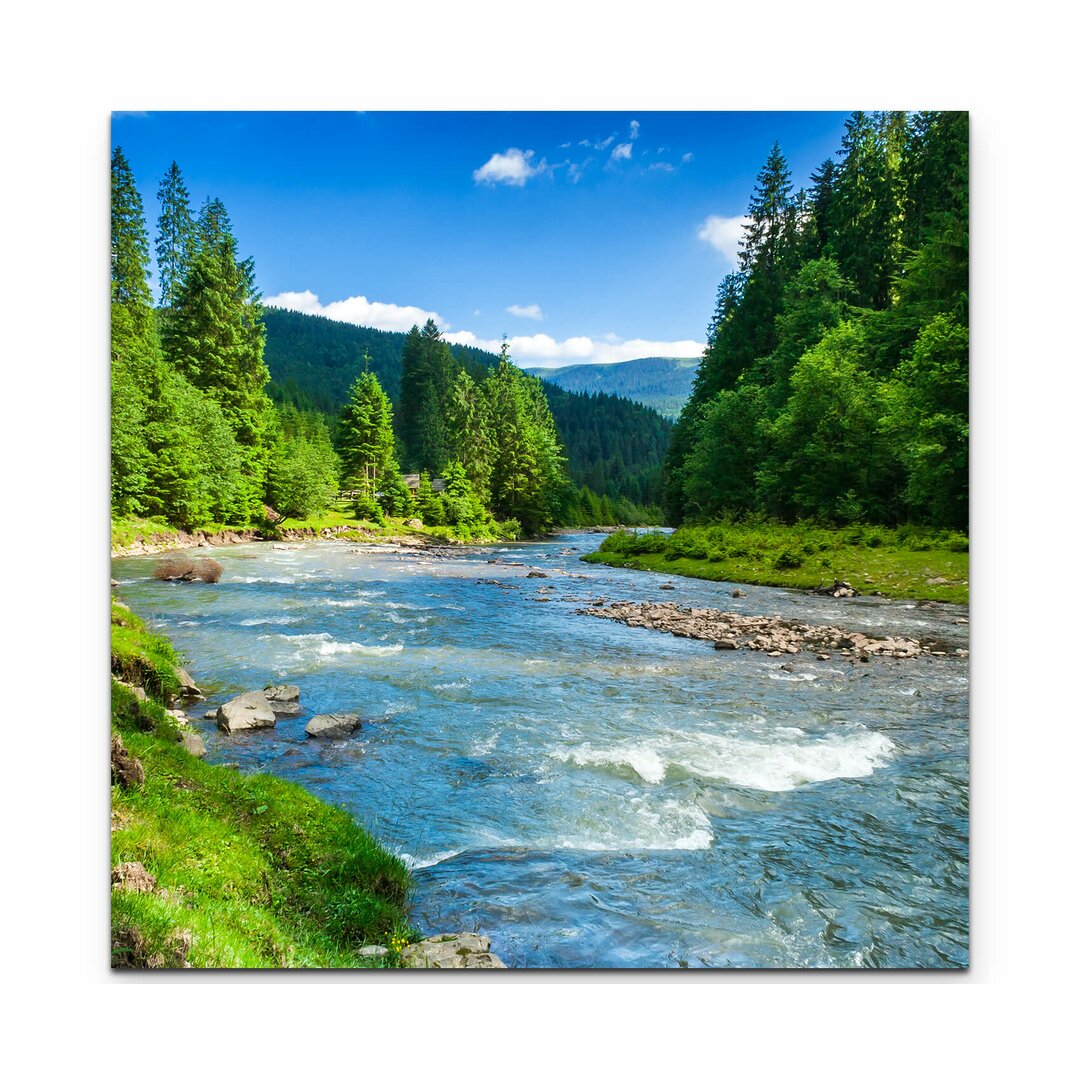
[358,945,390,959]
[399,933,507,970]
[264,684,300,702]
[175,667,204,699]
[305,713,361,739]
[216,691,276,733]
[180,731,207,758]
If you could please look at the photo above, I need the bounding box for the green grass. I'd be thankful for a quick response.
[111,604,416,968]
[583,522,969,604]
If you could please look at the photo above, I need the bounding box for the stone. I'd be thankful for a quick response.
[817,654,831,661]
[406,518,424,529]
[358,945,390,959]
[175,667,204,699]
[731,589,746,598]
[111,734,144,789]
[112,861,156,894]
[714,639,738,650]
[399,933,507,970]
[659,583,676,590]
[525,571,548,578]
[306,713,361,738]
[264,684,300,703]
[180,731,207,758]
[216,691,276,734]
[269,701,302,716]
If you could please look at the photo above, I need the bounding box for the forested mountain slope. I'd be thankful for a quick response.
[263,307,670,512]
[527,356,699,419]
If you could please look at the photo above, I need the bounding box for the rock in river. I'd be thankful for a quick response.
[306,713,361,738]
[399,933,506,970]
[216,691,276,733]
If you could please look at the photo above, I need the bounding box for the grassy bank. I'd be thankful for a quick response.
[110,601,415,968]
[583,523,969,605]
[111,500,520,555]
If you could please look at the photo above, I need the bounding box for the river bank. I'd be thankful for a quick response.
[582,523,970,605]
[113,532,969,967]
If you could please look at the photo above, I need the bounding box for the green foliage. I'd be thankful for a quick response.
[110,609,413,968]
[338,364,400,500]
[586,522,969,604]
[267,406,340,521]
[664,110,968,533]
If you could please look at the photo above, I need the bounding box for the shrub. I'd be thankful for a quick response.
[774,549,803,570]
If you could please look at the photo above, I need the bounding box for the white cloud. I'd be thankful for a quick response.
[681,152,694,163]
[610,142,632,162]
[473,147,545,187]
[629,119,640,140]
[264,290,446,333]
[506,303,544,321]
[443,330,703,367]
[649,162,675,173]
[559,141,571,149]
[696,214,749,265]
[596,134,615,151]
[268,290,703,367]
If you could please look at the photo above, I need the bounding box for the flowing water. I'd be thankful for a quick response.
[112,533,969,968]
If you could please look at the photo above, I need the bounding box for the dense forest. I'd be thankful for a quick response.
[664,111,968,531]
[264,307,668,519]
[111,150,660,537]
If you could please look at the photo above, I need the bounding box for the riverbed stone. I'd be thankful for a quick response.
[264,684,300,703]
[216,691,276,733]
[175,667,204,699]
[358,945,390,959]
[180,731,207,758]
[306,713,361,738]
[399,933,507,970]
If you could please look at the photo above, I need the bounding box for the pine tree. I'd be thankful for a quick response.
[339,365,401,504]
[155,161,196,309]
[111,147,156,357]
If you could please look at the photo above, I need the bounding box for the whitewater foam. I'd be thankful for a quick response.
[554,727,896,792]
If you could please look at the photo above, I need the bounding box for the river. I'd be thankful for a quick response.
[112,532,969,968]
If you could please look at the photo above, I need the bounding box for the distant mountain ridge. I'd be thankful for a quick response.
[525,356,699,419]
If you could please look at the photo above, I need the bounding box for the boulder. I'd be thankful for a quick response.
[399,933,507,970]
[264,684,300,703]
[659,583,676,590]
[731,589,746,598]
[175,667,204,699]
[525,571,548,579]
[306,713,361,738]
[358,945,390,959]
[713,639,738,650]
[216,691,276,734]
[180,731,207,758]
[406,518,423,530]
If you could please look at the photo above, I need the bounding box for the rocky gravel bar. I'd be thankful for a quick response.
[577,600,968,660]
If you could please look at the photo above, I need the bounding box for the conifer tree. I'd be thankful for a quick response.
[339,364,401,504]
[155,161,196,309]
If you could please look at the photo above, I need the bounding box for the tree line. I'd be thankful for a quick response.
[111,150,656,535]
[664,111,968,531]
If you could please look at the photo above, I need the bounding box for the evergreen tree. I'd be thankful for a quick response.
[155,161,196,309]
[338,364,401,504]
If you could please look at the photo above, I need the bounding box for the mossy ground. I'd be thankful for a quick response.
[583,523,969,605]
[110,601,416,968]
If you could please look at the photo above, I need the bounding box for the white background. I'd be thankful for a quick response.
[1,1,1077,1072]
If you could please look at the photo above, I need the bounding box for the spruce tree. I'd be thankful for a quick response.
[339,365,401,504]
[155,161,196,309]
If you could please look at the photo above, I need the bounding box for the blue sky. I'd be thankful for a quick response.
[113,111,850,366]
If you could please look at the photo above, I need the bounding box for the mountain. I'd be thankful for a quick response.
[525,356,700,419]
[262,306,670,509]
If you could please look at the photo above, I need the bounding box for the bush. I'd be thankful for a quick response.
[774,549,803,570]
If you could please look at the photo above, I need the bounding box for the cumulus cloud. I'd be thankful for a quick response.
[696,214,749,265]
[268,290,703,367]
[443,330,703,367]
[506,303,544,321]
[629,119,640,140]
[473,147,545,186]
[649,162,675,173]
[681,152,694,163]
[596,134,615,151]
[264,290,445,333]
[610,142,632,162]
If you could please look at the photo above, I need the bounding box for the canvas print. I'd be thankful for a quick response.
[110,111,968,969]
